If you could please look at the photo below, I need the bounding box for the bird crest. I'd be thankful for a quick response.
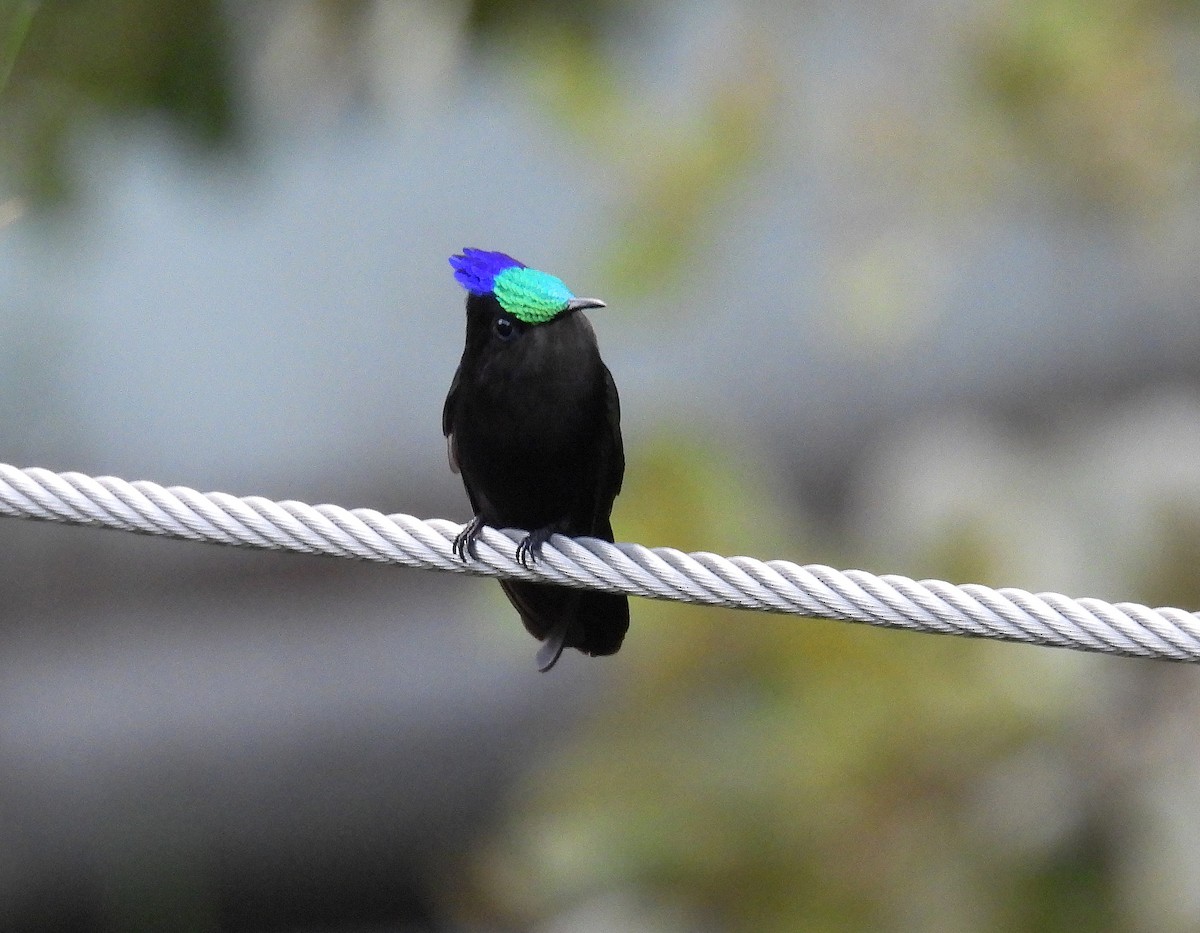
[449,248,581,324]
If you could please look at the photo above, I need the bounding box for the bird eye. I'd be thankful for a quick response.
[493,316,517,341]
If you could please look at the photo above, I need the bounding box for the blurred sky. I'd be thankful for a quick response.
[2,0,1198,509]
[4,2,1200,931]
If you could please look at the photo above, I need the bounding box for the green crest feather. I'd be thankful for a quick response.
[492,266,576,324]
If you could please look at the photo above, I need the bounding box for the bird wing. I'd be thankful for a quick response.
[590,363,625,534]
[442,364,463,474]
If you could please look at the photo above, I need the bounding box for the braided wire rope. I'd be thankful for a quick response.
[1,464,1197,662]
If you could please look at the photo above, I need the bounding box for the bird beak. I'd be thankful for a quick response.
[566,297,606,312]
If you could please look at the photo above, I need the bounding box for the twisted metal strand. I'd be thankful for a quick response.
[1,464,1198,662]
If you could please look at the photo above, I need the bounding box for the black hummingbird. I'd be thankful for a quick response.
[442,248,628,671]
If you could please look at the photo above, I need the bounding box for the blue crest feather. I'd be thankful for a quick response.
[449,248,524,295]
[450,247,586,324]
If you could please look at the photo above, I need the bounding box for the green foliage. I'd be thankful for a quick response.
[971,0,1200,210]
[2,4,1194,929]
[467,436,1099,932]
[1142,501,1200,610]
[463,0,626,43]
[503,18,778,300]
[0,0,236,204]
[601,55,777,301]
[0,1,37,97]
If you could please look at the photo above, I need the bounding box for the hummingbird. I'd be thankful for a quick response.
[443,248,628,671]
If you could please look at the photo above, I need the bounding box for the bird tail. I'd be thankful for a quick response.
[499,579,629,660]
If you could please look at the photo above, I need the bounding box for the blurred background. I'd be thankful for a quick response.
[2,0,1200,930]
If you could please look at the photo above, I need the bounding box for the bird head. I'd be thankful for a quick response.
[449,248,605,324]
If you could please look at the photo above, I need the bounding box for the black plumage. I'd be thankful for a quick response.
[443,288,628,670]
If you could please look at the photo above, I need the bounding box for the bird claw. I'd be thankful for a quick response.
[452,516,484,561]
[515,527,554,568]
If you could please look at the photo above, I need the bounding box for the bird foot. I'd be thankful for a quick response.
[515,526,556,568]
[452,515,485,561]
